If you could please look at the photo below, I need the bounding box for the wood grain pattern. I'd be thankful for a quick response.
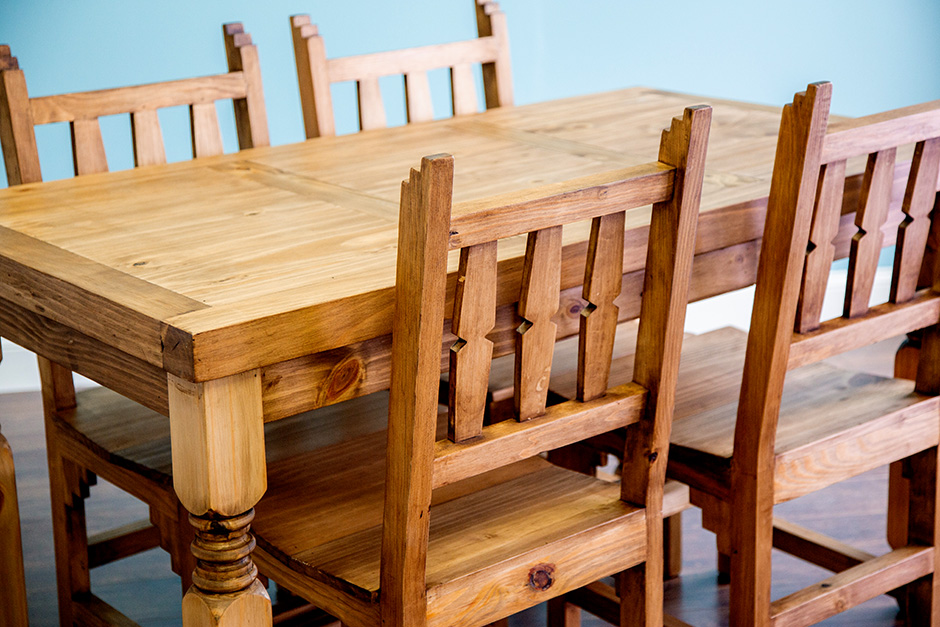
[290,6,510,136]
[449,241,497,442]
[577,211,625,401]
[130,108,167,167]
[515,226,562,420]
[0,430,28,627]
[0,47,41,185]
[168,369,266,516]
[381,155,453,627]
[844,147,896,318]
[891,137,940,303]
[795,160,845,332]
[190,102,225,158]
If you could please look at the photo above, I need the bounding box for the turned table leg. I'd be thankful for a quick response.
[168,370,271,627]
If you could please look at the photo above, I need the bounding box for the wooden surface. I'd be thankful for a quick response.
[0,384,911,626]
[0,87,822,398]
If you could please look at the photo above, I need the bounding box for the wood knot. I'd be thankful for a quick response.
[322,354,364,403]
[527,563,555,591]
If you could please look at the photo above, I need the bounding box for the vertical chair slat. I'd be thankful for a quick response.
[380,155,454,626]
[844,147,897,317]
[577,211,625,401]
[449,241,497,442]
[514,225,562,421]
[891,138,940,303]
[223,23,270,150]
[70,118,108,175]
[189,102,224,158]
[357,78,386,131]
[450,63,478,116]
[796,160,846,332]
[405,71,434,124]
[130,109,166,167]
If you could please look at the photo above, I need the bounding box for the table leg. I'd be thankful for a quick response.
[168,370,271,627]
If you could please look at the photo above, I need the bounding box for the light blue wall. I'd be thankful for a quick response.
[1,0,939,187]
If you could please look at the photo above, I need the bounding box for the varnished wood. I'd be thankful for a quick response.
[0,430,28,627]
[291,2,512,138]
[891,138,940,303]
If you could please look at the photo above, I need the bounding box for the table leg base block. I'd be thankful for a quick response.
[183,579,272,627]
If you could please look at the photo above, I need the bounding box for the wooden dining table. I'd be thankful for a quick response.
[0,86,869,624]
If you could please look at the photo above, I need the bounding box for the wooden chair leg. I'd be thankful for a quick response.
[903,446,940,623]
[547,596,581,627]
[889,338,916,551]
[729,479,774,627]
[664,512,682,579]
[47,452,92,626]
[0,431,29,627]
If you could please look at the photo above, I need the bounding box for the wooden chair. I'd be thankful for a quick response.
[290,0,512,138]
[560,83,940,626]
[245,104,710,627]
[1,417,29,627]
[0,24,268,625]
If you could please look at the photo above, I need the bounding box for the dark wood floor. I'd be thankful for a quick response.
[2,338,908,625]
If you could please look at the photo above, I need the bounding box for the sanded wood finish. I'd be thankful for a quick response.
[242,107,709,626]
[0,86,873,625]
[290,1,512,138]
[666,86,940,627]
[0,24,268,183]
[0,430,28,627]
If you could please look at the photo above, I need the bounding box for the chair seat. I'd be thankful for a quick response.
[666,329,940,504]
[253,429,688,626]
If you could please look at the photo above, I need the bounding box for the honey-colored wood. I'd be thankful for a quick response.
[578,211,625,401]
[891,137,940,303]
[1,25,268,183]
[795,160,845,332]
[449,241,497,442]
[0,429,28,627]
[130,108,167,167]
[0,86,880,626]
[0,46,41,185]
[844,147,896,318]
[515,226,562,420]
[291,2,512,137]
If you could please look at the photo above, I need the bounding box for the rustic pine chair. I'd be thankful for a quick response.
[0,24,268,625]
[245,104,710,627]
[1,420,29,627]
[290,0,512,138]
[558,83,940,626]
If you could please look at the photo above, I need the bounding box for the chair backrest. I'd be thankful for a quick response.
[736,82,940,463]
[0,23,268,186]
[290,0,513,138]
[380,106,711,621]
[0,428,28,627]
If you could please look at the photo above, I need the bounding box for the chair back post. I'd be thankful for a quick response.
[290,15,335,139]
[0,46,41,185]
[222,22,270,150]
[380,154,455,627]
[474,0,513,108]
[0,429,28,627]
